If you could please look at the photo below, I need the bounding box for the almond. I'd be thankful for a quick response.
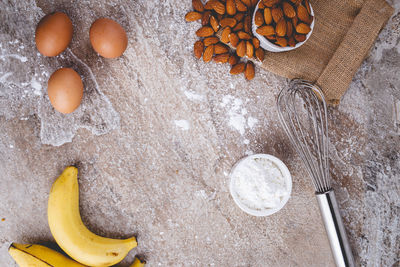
[204,36,220,46]
[213,0,226,14]
[204,0,216,10]
[252,37,260,49]
[202,11,212,26]
[246,41,254,58]
[255,47,265,61]
[271,7,283,23]
[297,4,311,24]
[287,20,293,37]
[275,37,288,47]
[256,25,275,36]
[238,31,251,40]
[214,43,229,54]
[196,26,214,37]
[264,8,273,25]
[221,27,232,43]
[290,0,302,5]
[226,0,237,15]
[229,32,240,47]
[185,11,202,22]
[288,36,295,47]
[236,40,246,57]
[245,62,255,80]
[210,16,219,32]
[192,0,204,12]
[263,0,280,7]
[233,22,244,31]
[244,15,251,33]
[241,0,252,7]
[235,0,248,12]
[266,34,276,40]
[214,53,230,63]
[294,33,306,42]
[296,23,311,34]
[229,54,239,65]
[275,18,287,37]
[283,1,296,18]
[203,44,214,62]
[234,13,245,21]
[254,10,264,26]
[220,18,237,28]
[194,40,204,59]
[230,62,245,74]
[258,2,265,9]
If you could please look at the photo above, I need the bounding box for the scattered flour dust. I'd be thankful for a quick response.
[174,120,190,131]
[221,95,258,135]
[184,91,205,102]
[231,156,290,210]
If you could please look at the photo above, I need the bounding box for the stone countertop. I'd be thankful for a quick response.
[0,0,399,266]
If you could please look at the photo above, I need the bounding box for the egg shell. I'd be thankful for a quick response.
[47,68,83,114]
[35,12,73,57]
[89,18,128,58]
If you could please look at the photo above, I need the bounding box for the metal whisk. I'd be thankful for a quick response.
[277,79,355,267]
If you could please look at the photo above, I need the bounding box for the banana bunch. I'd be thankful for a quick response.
[9,166,145,267]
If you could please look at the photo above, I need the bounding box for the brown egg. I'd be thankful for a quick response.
[35,12,73,57]
[89,18,128,58]
[47,68,83,114]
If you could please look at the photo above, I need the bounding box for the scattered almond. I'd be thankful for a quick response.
[297,4,311,24]
[192,0,204,12]
[234,13,245,21]
[210,16,219,32]
[255,47,265,61]
[238,31,251,40]
[214,53,230,63]
[229,54,239,65]
[294,33,306,42]
[220,18,237,28]
[221,27,232,43]
[203,44,214,62]
[235,0,248,12]
[185,11,202,22]
[204,0,215,10]
[233,22,244,31]
[204,36,220,46]
[226,0,237,15]
[252,37,260,49]
[263,0,280,7]
[213,0,226,14]
[244,15,252,33]
[287,20,293,37]
[214,43,229,54]
[230,62,246,74]
[196,26,214,37]
[288,36,296,47]
[202,11,212,26]
[193,40,204,59]
[245,62,255,80]
[236,40,246,57]
[229,32,239,47]
[246,41,254,58]
[241,0,252,7]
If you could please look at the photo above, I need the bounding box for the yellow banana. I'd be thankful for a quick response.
[48,166,137,267]
[130,256,146,267]
[8,243,85,266]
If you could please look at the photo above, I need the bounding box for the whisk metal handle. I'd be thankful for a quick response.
[316,190,355,267]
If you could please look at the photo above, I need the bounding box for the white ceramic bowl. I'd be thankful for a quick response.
[252,0,315,52]
[229,154,292,216]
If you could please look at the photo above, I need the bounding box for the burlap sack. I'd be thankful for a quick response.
[261,0,393,105]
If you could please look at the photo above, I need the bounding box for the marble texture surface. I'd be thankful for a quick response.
[0,0,399,266]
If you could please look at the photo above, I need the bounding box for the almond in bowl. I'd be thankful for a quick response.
[253,0,314,52]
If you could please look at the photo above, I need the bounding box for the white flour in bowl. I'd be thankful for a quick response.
[231,156,290,211]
